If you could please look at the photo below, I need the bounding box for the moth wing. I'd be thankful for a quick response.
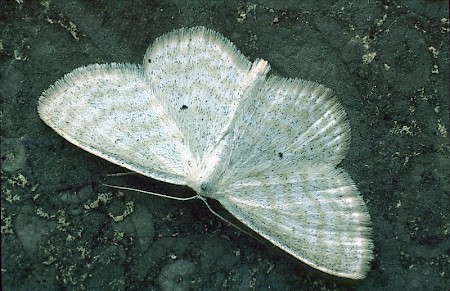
[209,76,372,278]
[212,76,351,186]
[38,63,193,185]
[143,26,269,162]
[218,168,373,279]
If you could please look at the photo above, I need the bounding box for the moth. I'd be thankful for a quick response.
[38,26,373,279]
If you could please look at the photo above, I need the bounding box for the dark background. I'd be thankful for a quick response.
[1,0,449,290]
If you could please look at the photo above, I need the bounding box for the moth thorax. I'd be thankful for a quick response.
[197,180,216,198]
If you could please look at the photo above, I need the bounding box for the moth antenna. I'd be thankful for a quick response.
[102,183,198,201]
[104,183,265,244]
[196,196,266,245]
[106,172,138,177]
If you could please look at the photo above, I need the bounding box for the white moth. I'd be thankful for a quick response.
[38,26,373,279]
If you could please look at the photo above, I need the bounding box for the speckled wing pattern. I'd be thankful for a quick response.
[38,26,373,280]
[38,63,193,186]
[143,28,259,163]
[215,77,373,279]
